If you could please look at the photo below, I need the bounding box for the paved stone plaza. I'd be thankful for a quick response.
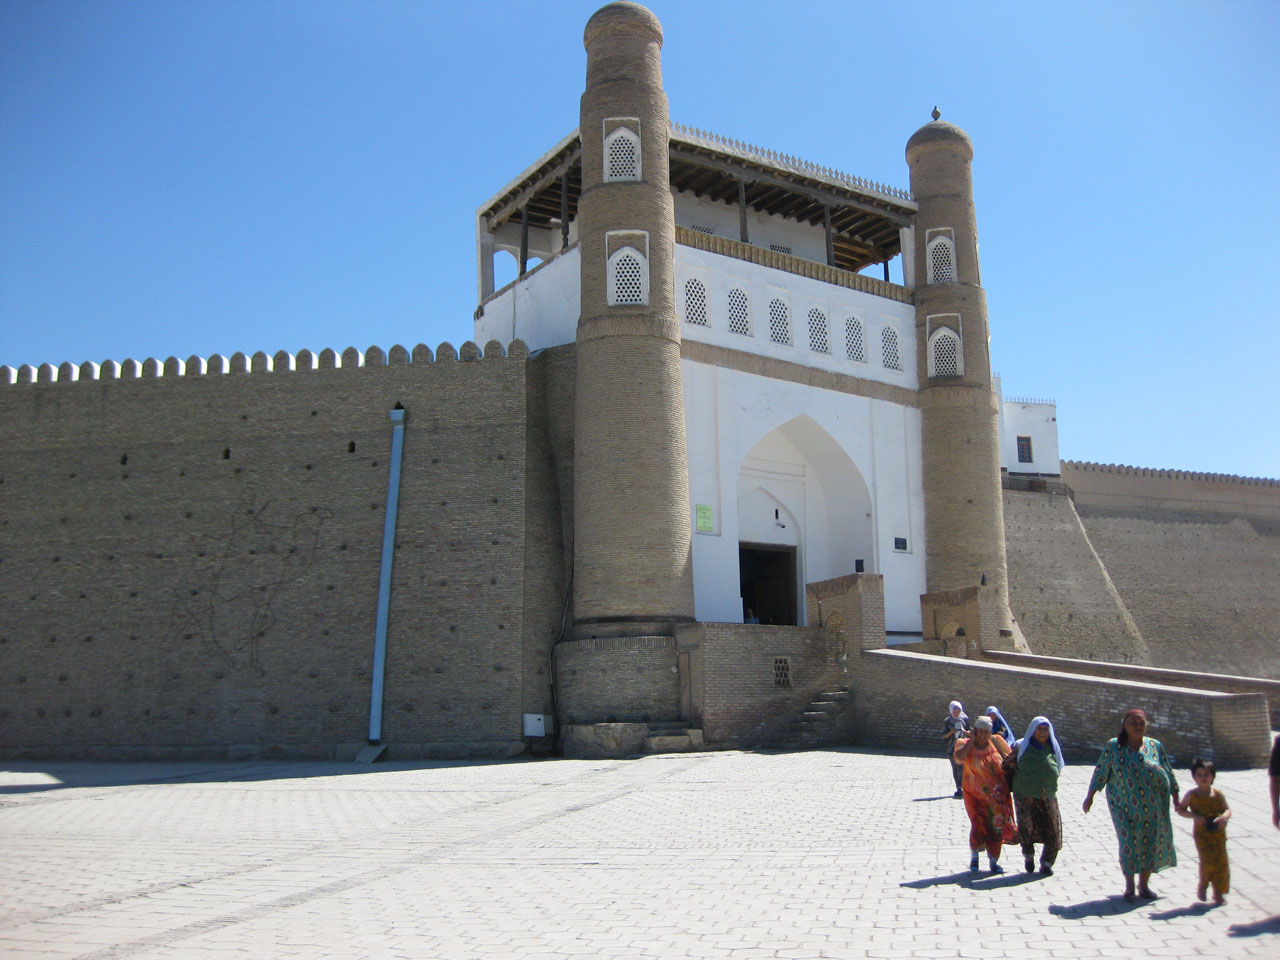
[1,748,1277,959]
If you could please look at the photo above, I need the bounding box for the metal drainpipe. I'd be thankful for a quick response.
[367,405,406,745]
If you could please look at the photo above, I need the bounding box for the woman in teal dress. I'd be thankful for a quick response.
[1083,709,1180,900]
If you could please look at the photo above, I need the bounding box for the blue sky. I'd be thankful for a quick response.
[2,0,1277,478]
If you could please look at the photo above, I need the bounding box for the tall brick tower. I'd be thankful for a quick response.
[572,1,695,640]
[906,111,1015,635]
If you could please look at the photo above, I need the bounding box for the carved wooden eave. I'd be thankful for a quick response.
[477,124,917,274]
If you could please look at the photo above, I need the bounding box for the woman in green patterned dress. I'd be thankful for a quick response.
[1083,709,1180,901]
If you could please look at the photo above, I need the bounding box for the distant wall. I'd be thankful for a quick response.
[1061,459,1280,681]
[0,340,558,760]
[1002,488,1149,664]
[982,652,1280,729]
[851,648,1270,769]
[1073,511,1280,680]
[1063,460,1280,523]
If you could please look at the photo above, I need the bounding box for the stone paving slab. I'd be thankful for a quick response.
[1,748,1277,958]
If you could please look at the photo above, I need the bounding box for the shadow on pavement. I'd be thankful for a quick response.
[1149,902,1217,920]
[911,794,958,802]
[1228,915,1280,937]
[901,871,1039,890]
[0,756,560,794]
[1049,896,1145,919]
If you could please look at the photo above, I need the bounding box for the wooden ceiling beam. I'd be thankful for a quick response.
[669,146,914,226]
[484,148,582,231]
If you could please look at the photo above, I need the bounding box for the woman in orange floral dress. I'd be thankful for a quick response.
[955,715,1018,873]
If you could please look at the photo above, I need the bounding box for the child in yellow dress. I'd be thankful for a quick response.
[1177,758,1232,904]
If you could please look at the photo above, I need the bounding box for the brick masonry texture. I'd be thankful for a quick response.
[983,651,1280,729]
[677,622,847,745]
[554,635,680,724]
[851,648,1270,768]
[0,345,561,760]
[572,0,694,638]
[1063,459,1280,521]
[1072,509,1280,680]
[1002,489,1149,664]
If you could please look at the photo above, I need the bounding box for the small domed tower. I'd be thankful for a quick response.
[906,111,1015,635]
[572,1,695,639]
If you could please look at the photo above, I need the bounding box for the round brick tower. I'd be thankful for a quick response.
[572,1,695,640]
[906,112,1014,633]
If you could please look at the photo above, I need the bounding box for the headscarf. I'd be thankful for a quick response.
[1016,715,1065,771]
[985,705,1013,740]
[948,700,967,720]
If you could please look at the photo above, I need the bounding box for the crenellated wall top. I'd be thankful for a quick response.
[1063,460,1279,487]
[1,340,530,387]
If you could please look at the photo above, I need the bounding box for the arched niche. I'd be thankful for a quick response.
[735,413,874,625]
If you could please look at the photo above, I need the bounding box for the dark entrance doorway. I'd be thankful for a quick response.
[739,544,798,626]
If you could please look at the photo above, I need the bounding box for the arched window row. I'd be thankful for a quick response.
[679,278,905,372]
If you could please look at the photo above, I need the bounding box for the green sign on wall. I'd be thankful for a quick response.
[695,504,714,532]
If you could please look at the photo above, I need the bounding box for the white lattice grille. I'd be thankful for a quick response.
[927,237,955,284]
[728,288,751,335]
[881,326,901,370]
[845,317,866,362]
[612,253,644,304]
[931,331,960,377]
[769,243,792,255]
[690,224,715,235]
[807,308,829,353]
[684,278,708,326]
[768,299,790,344]
[605,129,640,181]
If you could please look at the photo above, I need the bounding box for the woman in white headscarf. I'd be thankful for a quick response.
[942,701,969,798]
[1011,715,1065,875]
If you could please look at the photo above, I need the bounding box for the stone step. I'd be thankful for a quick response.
[645,734,693,752]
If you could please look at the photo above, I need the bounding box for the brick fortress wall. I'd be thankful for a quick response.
[0,340,564,760]
[1063,461,1280,680]
[851,648,1270,769]
[1002,488,1149,664]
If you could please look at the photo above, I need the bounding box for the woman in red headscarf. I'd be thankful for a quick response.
[1083,709,1180,900]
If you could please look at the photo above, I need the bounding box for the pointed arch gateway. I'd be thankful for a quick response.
[735,414,874,626]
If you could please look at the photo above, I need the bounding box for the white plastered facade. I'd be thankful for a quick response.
[475,226,930,635]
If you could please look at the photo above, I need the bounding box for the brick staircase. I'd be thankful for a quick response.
[778,687,853,747]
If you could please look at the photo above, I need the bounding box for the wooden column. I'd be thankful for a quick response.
[519,206,529,276]
[823,204,835,267]
[561,171,571,250]
[738,181,749,243]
